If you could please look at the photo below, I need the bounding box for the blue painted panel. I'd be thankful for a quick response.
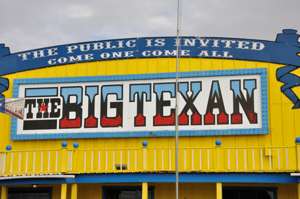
[0,29,299,113]
[0,173,298,185]
[0,78,8,112]
[25,88,58,97]
[0,29,299,77]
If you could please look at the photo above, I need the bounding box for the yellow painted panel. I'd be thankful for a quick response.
[46,183,296,199]
[52,185,61,199]
[277,184,298,199]
[225,184,297,199]
[0,58,299,174]
[78,184,101,199]
[155,183,216,199]
[2,183,297,199]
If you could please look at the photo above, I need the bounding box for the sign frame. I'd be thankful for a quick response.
[11,68,268,140]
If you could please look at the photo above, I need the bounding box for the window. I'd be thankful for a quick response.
[8,187,51,199]
[103,186,154,199]
[223,187,277,199]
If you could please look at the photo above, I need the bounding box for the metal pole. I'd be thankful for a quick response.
[175,0,181,198]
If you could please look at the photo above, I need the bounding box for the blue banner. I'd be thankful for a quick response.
[0,29,300,110]
[0,29,299,76]
[0,78,8,113]
[0,99,4,113]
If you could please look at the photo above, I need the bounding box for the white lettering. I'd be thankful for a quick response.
[212,39,220,47]
[100,52,110,59]
[93,42,104,50]
[126,40,136,48]
[47,48,58,56]
[237,41,250,50]
[154,38,165,47]
[67,45,78,54]
[47,54,94,65]
[18,52,32,61]
[252,42,265,51]
[198,39,210,47]
[183,38,196,47]
[146,39,153,47]
[198,50,209,57]
[220,40,236,48]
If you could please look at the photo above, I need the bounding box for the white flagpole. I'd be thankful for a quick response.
[175,0,181,198]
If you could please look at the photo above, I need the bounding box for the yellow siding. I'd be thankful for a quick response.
[155,183,216,199]
[224,184,298,199]
[277,184,298,199]
[4,183,297,199]
[155,183,298,199]
[52,184,101,199]
[51,185,60,199]
[0,58,299,175]
[78,184,101,199]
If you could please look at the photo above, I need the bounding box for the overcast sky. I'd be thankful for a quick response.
[0,0,299,52]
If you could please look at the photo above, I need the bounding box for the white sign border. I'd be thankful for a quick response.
[11,68,269,140]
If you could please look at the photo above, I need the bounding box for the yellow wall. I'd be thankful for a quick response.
[156,183,297,199]
[155,183,216,199]
[1,58,300,174]
[154,183,298,199]
[51,184,101,199]
[78,184,101,199]
[3,183,297,199]
[52,185,61,199]
[277,184,297,199]
[224,184,298,199]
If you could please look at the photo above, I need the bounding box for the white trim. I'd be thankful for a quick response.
[290,173,300,176]
[0,174,75,180]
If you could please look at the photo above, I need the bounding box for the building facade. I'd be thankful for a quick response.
[0,29,300,199]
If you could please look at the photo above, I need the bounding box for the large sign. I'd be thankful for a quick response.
[11,69,268,140]
[0,29,300,77]
[0,29,300,111]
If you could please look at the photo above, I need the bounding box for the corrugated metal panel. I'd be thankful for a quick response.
[0,58,299,175]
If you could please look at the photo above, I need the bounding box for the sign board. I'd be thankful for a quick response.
[0,29,300,77]
[11,69,268,140]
